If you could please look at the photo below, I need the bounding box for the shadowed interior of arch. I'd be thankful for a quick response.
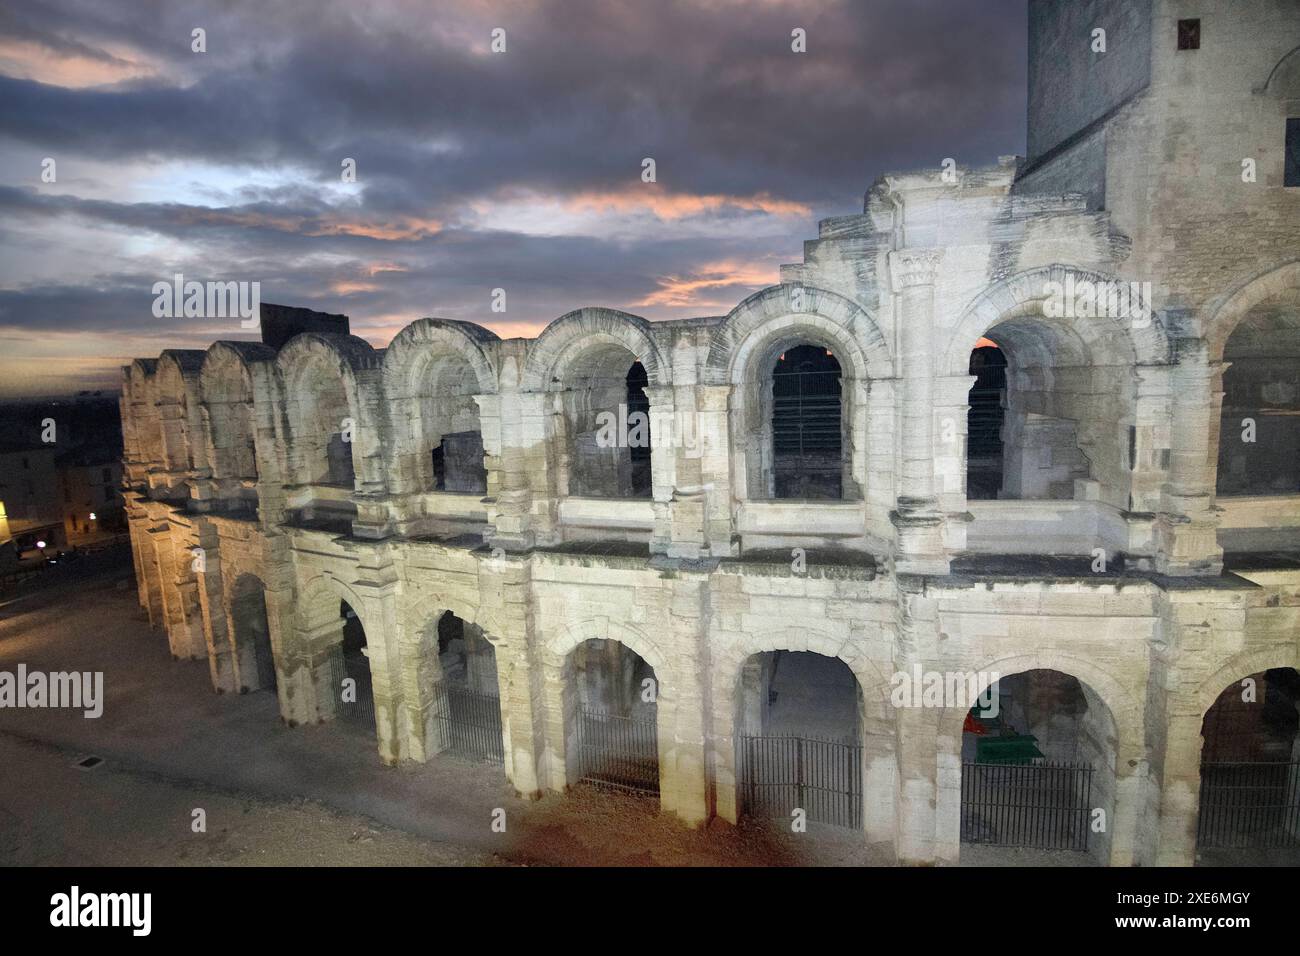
[958,669,1116,863]
[733,651,866,830]
[557,343,653,500]
[771,345,843,500]
[1195,667,1300,863]
[1215,287,1300,498]
[964,315,1119,502]
[562,638,660,795]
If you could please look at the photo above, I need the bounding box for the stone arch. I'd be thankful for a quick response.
[937,651,1138,865]
[712,626,896,838]
[708,285,890,503]
[1256,43,1300,93]
[228,571,276,693]
[1194,646,1300,718]
[524,308,667,500]
[200,342,274,482]
[155,350,208,474]
[275,333,377,487]
[383,318,499,397]
[1208,261,1300,497]
[1205,260,1300,364]
[124,359,162,469]
[543,617,674,696]
[539,617,676,802]
[941,265,1168,378]
[944,267,1169,507]
[521,307,669,391]
[705,283,892,384]
[382,319,499,496]
[937,651,1137,752]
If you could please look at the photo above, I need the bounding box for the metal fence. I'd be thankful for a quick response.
[576,707,659,795]
[961,760,1095,851]
[737,733,863,830]
[431,681,504,764]
[1197,760,1300,849]
[772,370,842,456]
[328,650,375,727]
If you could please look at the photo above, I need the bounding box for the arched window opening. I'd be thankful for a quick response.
[966,340,1006,500]
[1197,668,1300,863]
[974,321,1097,501]
[563,345,652,499]
[960,670,1117,864]
[1216,296,1300,496]
[418,355,487,495]
[295,363,355,488]
[626,361,652,498]
[771,344,843,499]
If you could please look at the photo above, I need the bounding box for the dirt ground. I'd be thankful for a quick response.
[0,557,880,867]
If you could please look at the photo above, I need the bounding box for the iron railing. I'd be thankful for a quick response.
[737,733,863,830]
[576,707,660,795]
[431,681,505,764]
[328,649,375,726]
[1197,760,1300,849]
[960,760,1095,851]
[772,370,842,456]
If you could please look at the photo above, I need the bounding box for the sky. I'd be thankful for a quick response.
[0,0,1027,398]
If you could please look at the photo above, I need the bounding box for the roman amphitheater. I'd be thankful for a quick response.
[119,1,1299,865]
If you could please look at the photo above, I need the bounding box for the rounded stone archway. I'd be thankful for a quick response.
[933,652,1141,867]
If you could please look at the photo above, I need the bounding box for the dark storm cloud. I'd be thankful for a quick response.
[0,0,1027,393]
[2,0,1026,202]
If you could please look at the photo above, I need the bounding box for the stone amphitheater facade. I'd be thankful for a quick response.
[119,0,1300,865]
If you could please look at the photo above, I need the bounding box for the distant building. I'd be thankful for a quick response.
[0,445,64,551]
[57,454,125,544]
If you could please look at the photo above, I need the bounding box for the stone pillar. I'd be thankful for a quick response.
[1156,713,1205,865]
[489,390,555,550]
[192,520,238,693]
[659,574,710,825]
[892,582,942,863]
[889,248,949,575]
[352,546,405,763]
[933,373,977,552]
[696,384,736,557]
[1155,332,1225,576]
[485,552,546,798]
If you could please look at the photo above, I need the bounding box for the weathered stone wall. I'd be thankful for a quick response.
[115,0,1300,866]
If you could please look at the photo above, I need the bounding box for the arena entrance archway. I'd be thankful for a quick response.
[230,574,275,693]
[959,669,1117,863]
[563,638,660,795]
[428,611,504,764]
[331,599,374,727]
[1196,668,1300,862]
[734,651,864,830]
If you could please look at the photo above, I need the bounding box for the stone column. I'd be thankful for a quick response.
[479,550,545,797]
[192,520,238,693]
[696,384,736,557]
[659,574,710,825]
[1156,331,1225,576]
[1155,701,1207,865]
[892,582,942,863]
[889,248,949,575]
[932,373,977,552]
[351,546,405,763]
